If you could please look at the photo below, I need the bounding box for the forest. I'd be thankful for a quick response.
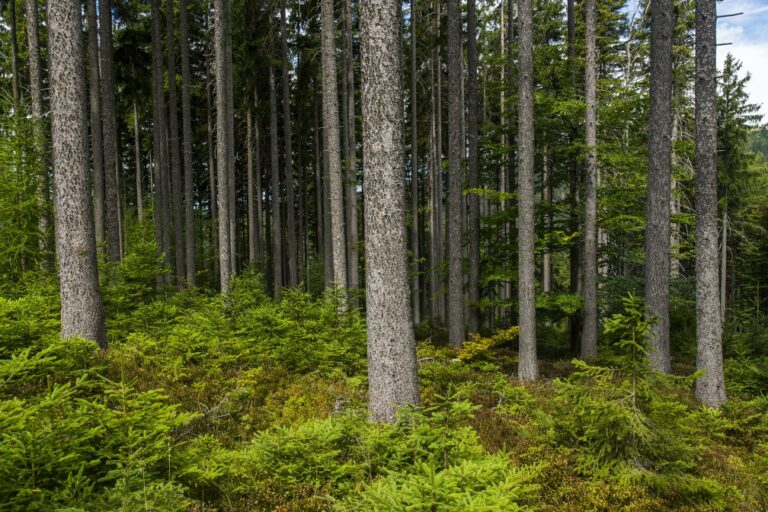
[1,0,767,509]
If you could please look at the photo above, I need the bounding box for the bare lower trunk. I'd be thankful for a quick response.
[694,0,726,408]
[720,209,727,323]
[180,0,196,286]
[207,71,219,286]
[467,0,480,333]
[214,0,233,292]
[133,100,144,222]
[49,0,107,348]
[9,0,19,105]
[581,0,598,360]
[645,0,673,372]
[446,0,464,347]
[166,0,184,280]
[269,66,283,298]
[281,1,298,287]
[151,0,170,280]
[321,0,348,297]
[410,0,420,324]
[100,0,120,263]
[247,106,257,268]
[26,0,49,264]
[517,0,537,380]
[344,0,359,301]
[87,0,105,252]
[542,147,551,293]
[362,0,420,423]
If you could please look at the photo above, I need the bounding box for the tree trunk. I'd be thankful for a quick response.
[133,100,144,222]
[280,1,298,288]
[542,146,551,293]
[180,0,196,286]
[26,0,49,264]
[87,0,105,252]
[247,106,257,268]
[361,0,420,423]
[207,70,219,287]
[517,0,537,380]
[695,0,726,407]
[567,0,581,355]
[344,0,360,302]
[410,0,420,324]
[581,0,598,360]
[314,91,324,259]
[720,209,727,323]
[645,0,673,372]
[166,0,184,280]
[99,0,120,263]
[446,0,464,347]
[49,0,107,348]
[214,0,233,292]
[269,66,283,298]
[151,0,170,280]
[321,0,348,297]
[467,0,480,333]
[9,0,19,105]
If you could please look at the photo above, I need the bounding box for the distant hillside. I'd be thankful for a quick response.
[749,126,768,160]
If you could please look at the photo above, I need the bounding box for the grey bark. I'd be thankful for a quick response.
[26,0,49,261]
[645,0,673,372]
[344,0,359,300]
[361,0,420,423]
[100,0,120,263]
[133,100,144,222]
[269,66,283,298]
[207,72,219,286]
[321,0,348,296]
[180,0,196,286]
[247,105,257,268]
[517,0,537,380]
[9,0,19,105]
[581,0,598,360]
[446,0,464,347]
[167,0,184,280]
[151,0,170,279]
[49,0,107,348]
[467,0,480,333]
[214,0,233,292]
[720,209,727,323]
[542,147,551,293]
[280,2,298,287]
[694,0,726,407]
[87,0,105,251]
[410,0,420,324]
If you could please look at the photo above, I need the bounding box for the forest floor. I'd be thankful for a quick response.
[1,272,767,511]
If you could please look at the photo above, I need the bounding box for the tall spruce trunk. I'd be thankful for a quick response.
[269,66,283,298]
[9,0,19,105]
[410,0,420,324]
[167,0,184,280]
[567,0,581,354]
[645,0,673,372]
[280,2,298,287]
[100,0,120,263]
[581,0,599,359]
[214,0,233,292]
[344,0,360,301]
[517,0,537,380]
[542,147,551,293]
[694,0,726,407]
[49,0,107,348]
[133,100,144,222]
[207,69,220,286]
[247,105,259,269]
[467,0,480,333]
[321,0,348,296]
[180,0,196,286]
[87,0,105,251]
[151,0,170,280]
[446,0,464,347]
[361,0,420,423]
[26,0,49,262]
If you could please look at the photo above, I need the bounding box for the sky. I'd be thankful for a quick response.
[716,0,768,122]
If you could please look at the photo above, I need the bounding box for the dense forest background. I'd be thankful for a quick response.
[1,0,768,509]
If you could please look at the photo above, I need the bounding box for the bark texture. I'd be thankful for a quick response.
[133,100,144,222]
[180,0,196,286]
[517,0,537,381]
[345,0,359,300]
[167,0,184,280]
[321,0,348,295]
[151,0,170,278]
[467,0,480,334]
[26,0,49,261]
[645,0,673,372]
[214,0,233,292]
[446,0,464,347]
[694,0,726,408]
[87,0,105,250]
[281,2,298,287]
[410,0,420,324]
[581,0,598,360]
[100,0,121,263]
[361,0,420,423]
[269,66,283,298]
[49,0,107,348]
